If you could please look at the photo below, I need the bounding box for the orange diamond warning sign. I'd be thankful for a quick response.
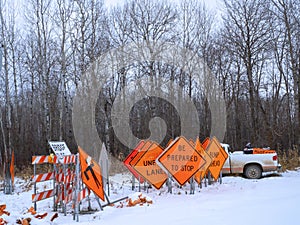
[123,141,145,183]
[206,137,228,180]
[129,140,152,167]
[157,136,206,186]
[133,142,167,189]
[78,146,105,201]
[193,138,212,184]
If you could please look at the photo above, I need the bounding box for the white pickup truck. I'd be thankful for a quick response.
[221,144,281,179]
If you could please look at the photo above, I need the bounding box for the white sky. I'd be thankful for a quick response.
[104,0,224,23]
[104,0,223,11]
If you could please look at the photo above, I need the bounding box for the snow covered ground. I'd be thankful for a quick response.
[1,170,299,225]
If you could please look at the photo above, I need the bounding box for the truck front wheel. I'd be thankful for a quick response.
[244,164,262,179]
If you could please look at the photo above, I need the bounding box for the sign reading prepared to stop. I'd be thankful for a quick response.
[157,136,206,186]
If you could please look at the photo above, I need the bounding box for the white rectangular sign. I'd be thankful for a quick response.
[49,141,71,162]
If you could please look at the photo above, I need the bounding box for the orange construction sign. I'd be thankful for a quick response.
[194,138,212,184]
[123,141,145,183]
[206,137,228,180]
[129,140,152,167]
[189,139,195,146]
[78,146,105,201]
[157,136,206,186]
[129,140,153,182]
[134,142,168,189]
[202,137,210,149]
[166,139,174,148]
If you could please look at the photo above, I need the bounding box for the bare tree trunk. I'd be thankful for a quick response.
[0,2,12,163]
[223,0,272,145]
[272,0,300,147]
[0,110,6,164]
[56,0,73,141]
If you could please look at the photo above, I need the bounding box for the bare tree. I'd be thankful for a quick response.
[223,0,273,145]
[0,0,12,164]
[271,0,300,147]
[54,0,74,142]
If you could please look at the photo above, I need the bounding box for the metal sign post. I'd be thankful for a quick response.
[74,154,80,222]
[33,163,37,210]
[131,174,135,191]
[190,177,195,194]
[167,175,172,193]
[63,163,67,216]
[106,161,110,196]
[53,163,57,212]
[199,175,202,189]
[99,144,110,196]
[138,175,141,192]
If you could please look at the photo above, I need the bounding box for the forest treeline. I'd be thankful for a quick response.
[0,0,299,166]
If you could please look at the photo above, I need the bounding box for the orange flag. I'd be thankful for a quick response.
[78,147,105,201]
[10,150,14,186]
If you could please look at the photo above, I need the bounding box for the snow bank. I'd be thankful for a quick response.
[0,170,299,225]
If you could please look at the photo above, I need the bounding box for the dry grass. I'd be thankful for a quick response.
[16,164,55,181]
[15,165,34,181]
[278,147,300,171]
